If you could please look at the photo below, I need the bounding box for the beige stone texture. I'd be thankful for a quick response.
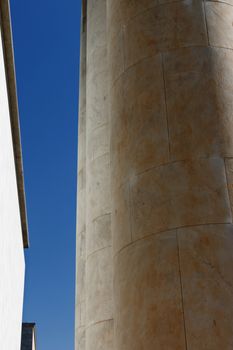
[164,46,233,161]
[77,177,86,235]
[108,0,157,31]
[114,230,186,350]
[86,153,111,224]
[206,1,233,49]
[112,182,132,255]
[131,158,231,240]
[207,0,233,5]
[84,1,114,348]
[86,70,108,132]
[225,158,233,217]
[108,0,190,39]
[76,300,86,329]
[86,213,111,257]
[76,0,233,349]
[76,302,81,329]
[87,123,109,163]
[86,320,113,350]
[108,29,124,86]
[124,0,207,68]
[111,55,169,187]
[178,224,233,349]
[76,186,86,234]
[86,247,113,326]
[78,130,86,170]
[76,327,86,350]
[87,46,108,84]
[76,241,86,306]
[87,0,106,59]
[76,11,87,349]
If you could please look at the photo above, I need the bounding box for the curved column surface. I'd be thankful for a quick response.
[76,5,87,349]
[85,0,113,349]
[108,0,233,349]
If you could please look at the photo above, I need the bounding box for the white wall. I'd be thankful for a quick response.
[0,27,25,350]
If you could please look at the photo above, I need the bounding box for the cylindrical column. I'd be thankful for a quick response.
[75,2,87,349]
[108,0,233,349]
[85,0,113,349]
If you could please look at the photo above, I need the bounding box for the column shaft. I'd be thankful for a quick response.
[108,0,233,349]
[85,0,113,349]
[75,2,87,349]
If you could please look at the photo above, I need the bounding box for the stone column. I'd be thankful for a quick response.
[85,0,113,349]
[108,0,233,349]
[75,2,87,349]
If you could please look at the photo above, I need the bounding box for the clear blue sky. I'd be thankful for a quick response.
[10,1,81,349]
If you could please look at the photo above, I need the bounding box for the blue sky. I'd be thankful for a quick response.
[10,1,81,349]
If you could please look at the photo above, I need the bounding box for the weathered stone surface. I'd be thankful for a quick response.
[86,247,113,325]
[225,158,233,217]
[87,0,106,59]
[108,30,124,86]
[84,2,113,347]
[76,327,86,350]
[130,158,231,240]
[76,242,86,304]
[114,230,186,350]
[206,1,233,49]
[76,18,87,350]
[111,55,169,186]
[86,70,108,132]
[207,0,233,5]
[87,46,108,83]
[164,47,233,161]
[76,300,86,329]
[86,320,113,350]
[112,182,132,255]
[86,213,111,257]
[86,153,111,224]
[124,1,207,68]
[178,224,233,349]
[108,0,157,31]
[87,123,109,162]
[77,1,233,349]
[77,186,86,235]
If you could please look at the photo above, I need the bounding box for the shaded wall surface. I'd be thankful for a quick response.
[76,0,233,349]
[21,324,36,350]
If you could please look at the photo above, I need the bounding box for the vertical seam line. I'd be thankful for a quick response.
[203,0,210,46]
[176,230,188,350]
[128,180,133,243]
[122,24,126,72]
[161,52,171,160]
[224,157,233,222]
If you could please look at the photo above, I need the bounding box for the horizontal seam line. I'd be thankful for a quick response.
[114,222,233,258]
[205,0,233,7]
[86,151,110,165]
[110,44,233,88]
[86,318,113,329]
[87,245,112,261]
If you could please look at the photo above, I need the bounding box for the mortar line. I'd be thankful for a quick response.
[161,52,171,159]
[114,222,233,258]
[203,0,210,46]
[176,230,188,350]
[224,157,233,222]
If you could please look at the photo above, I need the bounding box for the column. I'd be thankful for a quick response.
[108,0,233,349]
[85,0,113,349]
[75,2,87,349]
